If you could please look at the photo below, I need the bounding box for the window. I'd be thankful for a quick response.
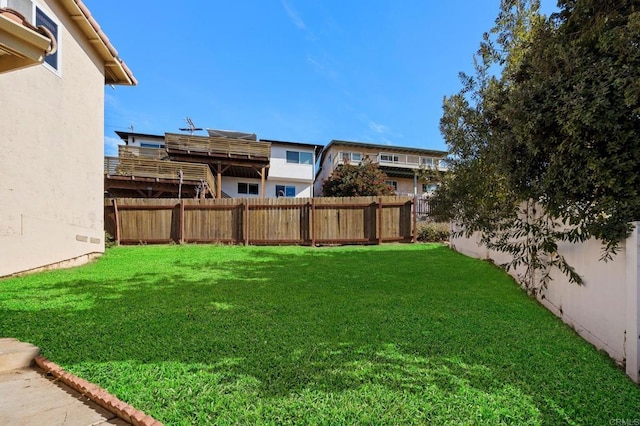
[140,143,164,148]
[275,185,296,198]
[238,182,259,195]
[380,153,399,163]
[421,157,434,167]
[422,183,438,193]
[286,150,313,164]
[340,152,362,163]
[36,7,59,71]
[385,180,398,191]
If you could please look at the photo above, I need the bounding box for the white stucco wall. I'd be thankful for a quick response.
[220,176,312,199]
[123,135,165,148]
[0,0,106,276]
[451,224,640,383]
[266,180,312,198]
[268,144,315,181]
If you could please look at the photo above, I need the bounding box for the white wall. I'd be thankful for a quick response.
[451,224,640,383]
[221,176,312,199]
[269,144,315,181]
[220,176,262,198]
[124,135,165,149]
[0,0,106,276]
[266,180,312,198]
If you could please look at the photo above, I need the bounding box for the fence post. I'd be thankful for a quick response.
[178,200,185,244]
[244,202,250,246]
[377,197,383,245]
[412,196,417,243]
[311,198,316,246]
[112,198,120,246]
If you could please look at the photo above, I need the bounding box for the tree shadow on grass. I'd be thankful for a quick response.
[0,245,638,423]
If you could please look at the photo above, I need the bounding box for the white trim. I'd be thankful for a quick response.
[380,153,400,163]
[33,3,61,77]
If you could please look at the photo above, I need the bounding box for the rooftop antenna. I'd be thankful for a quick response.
[179,117,203,135]
[129,124,134,132]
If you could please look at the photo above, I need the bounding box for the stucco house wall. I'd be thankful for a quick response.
[266,143,317,198]
[219,176,313,199]
[0,0,134,276]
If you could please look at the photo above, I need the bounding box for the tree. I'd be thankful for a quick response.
[322,157,395,197]
[433,0,640,293]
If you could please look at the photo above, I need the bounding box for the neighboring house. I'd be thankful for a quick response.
[244,139,320,198]
[0,0,136,277]
[105,130,321,199]
[115,130,165,149]
[314,140,448,197]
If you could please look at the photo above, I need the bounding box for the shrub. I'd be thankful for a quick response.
[322,156,395,197]
[417,222,450,242]
[105,232,116,249]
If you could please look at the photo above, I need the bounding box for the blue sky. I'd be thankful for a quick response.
[85,1,558,156]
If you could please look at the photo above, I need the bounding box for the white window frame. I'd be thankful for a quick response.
[33,3,61,76]
[380,153,399,163]
[340,151,362,163]
[286,150,313,165]
[421,157,434,167]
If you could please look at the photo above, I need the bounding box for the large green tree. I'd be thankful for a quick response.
[434,0,640,292]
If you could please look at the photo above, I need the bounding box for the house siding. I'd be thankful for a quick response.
[0,0,106,276]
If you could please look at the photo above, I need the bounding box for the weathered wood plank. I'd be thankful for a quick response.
[104,196,414,246]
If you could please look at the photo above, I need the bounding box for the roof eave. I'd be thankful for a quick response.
[0,11,52,73]
[329,139,448,156]
[60,0,136,86]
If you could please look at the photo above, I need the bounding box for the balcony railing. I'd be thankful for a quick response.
[104,157,216,194]
[333,152,447,171]
[118,145,169,160]
[165,133,271,160]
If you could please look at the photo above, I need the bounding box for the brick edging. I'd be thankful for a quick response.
[35,356,162,426]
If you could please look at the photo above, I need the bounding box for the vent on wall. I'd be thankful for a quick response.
[5,0,33,23]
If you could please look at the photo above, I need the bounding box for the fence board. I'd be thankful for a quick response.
[104,196,415,246]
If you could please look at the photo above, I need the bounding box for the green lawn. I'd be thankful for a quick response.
[1,244,638,424]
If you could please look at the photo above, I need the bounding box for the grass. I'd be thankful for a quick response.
[1,244,638,424]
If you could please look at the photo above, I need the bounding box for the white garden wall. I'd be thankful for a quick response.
[451,222,640,383]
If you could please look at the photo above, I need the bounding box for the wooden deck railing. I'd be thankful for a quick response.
[118,145,169,160]
[165,133,271,159]
[104,157,216,193]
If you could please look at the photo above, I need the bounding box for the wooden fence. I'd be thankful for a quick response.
[104,196,416,246]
